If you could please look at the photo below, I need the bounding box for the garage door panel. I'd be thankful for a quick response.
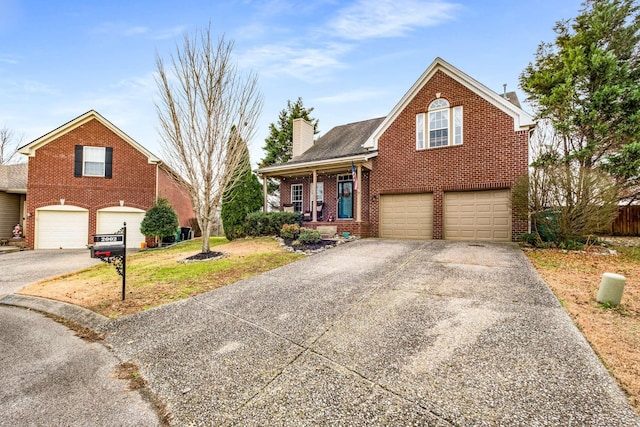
[97,210,146,248]
[444,190,512,242]
[380,194,433,239]
[37,209,89,249]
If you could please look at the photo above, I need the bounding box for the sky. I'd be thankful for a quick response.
[1,0,585,167]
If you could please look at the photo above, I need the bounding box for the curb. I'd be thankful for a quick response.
[0,294,110,331]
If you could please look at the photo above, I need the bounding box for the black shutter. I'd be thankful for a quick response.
[105,147,113,179]
[74,145,83,177]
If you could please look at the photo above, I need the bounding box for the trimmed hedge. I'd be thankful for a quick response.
[242,211,303,237]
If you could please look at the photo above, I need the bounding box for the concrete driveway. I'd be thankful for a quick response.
[103,239,639,426]
[0,249,100,295]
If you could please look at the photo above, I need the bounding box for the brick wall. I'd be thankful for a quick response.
[157,167,195,227]
[280,170,371,223]
[25,118,157,248]
[370,70,529,239]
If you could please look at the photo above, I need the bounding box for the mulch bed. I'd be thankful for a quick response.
[184,251,224,261]
[281,238,338,253]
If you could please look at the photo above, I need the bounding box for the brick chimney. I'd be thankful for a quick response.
[292,118,314,158]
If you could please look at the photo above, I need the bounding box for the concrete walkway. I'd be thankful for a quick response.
[99,239,639,426]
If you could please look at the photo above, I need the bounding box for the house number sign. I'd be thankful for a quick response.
[94,234,124,243]
[90,223,127,301]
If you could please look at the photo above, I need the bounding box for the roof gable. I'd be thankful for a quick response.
[18,110,160,164]
[292,117,384,164]
[363,57,536,149]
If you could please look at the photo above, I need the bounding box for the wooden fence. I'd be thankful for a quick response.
[611,206,640,236]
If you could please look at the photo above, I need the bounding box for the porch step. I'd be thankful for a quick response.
[316,225,338,239]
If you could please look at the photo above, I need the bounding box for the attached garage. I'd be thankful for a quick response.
[444,190,512,241]
[380,193,433,239]
[96,207,146,248]
[36,206,89,249]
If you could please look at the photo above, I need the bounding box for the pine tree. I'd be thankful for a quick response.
[520,0,640,198]
[260,98,319,198]
[221,141,263,240]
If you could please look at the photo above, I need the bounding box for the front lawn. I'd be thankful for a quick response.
[18,237,304,318]
[526,245,640,414]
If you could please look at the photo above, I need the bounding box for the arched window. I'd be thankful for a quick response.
[416,99,463,149]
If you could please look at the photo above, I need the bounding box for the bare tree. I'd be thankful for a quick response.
[0,126,24,164]
[155,28,263,253]
[512,119,619,244]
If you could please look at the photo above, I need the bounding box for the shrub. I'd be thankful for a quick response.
[140,198,179,246]
[280,223,300,239]
[298,228,321,244]
[243,211,303,237]
[518,232,545,248]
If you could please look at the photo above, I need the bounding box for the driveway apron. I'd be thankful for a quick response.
[104,239,639,426]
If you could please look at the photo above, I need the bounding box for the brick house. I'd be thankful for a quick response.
[0,163,27,238]
[18,110,194,249]
[258,58,536,241]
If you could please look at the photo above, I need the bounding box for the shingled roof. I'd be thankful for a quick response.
[288,117,384,164]
[0,163,27,193]
[502,91,522,109]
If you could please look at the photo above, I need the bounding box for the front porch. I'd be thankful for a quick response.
[301,220,374,238]
[258,156,376,238]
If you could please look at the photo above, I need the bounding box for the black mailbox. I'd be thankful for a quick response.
[91,244,125,258]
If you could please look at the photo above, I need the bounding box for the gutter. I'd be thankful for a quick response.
[257,151,378,175]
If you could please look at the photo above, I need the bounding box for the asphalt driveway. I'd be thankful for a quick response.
[103,239,640,426]
[0,249,158,426]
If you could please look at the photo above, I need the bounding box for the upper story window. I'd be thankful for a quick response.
[84,147,106,176]
[416,99,463,149]
[74,145,113,178]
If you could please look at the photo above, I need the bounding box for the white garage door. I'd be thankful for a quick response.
[380,193,433,239]
[36,207,89,249]
[97,207,146,248]
[444,190,512,241]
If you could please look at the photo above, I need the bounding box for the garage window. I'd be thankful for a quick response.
[74,145,113,178]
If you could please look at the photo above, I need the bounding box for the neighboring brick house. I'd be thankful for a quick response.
[258,58,536,241]
[18,110,194,249]
[0,163,27,238]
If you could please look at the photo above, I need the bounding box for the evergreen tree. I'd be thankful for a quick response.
[140,198,179,246]
[221,141,263,240]
[260,97,319,197]
[520,0,640,198]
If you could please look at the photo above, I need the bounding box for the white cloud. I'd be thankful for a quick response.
[238,42,352,82]
[93,22,150,37]
[0,54,19,65]
[4,79,57,95]
[315,88,388,104]
[151,26,188,40]
[329,0,460,40]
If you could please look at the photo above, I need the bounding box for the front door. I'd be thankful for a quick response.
[338,181,353,219]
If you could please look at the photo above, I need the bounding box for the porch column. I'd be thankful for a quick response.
[312,169,318,222]
[262,175,268,213]
[356,164,362,222]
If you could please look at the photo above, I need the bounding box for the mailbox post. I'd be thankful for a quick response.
[91,223,127,300]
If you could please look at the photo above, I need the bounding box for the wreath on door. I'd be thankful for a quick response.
[341,187,351,198]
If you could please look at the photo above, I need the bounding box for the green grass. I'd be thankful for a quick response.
[614,245,640,262]
[20,237,304,317]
